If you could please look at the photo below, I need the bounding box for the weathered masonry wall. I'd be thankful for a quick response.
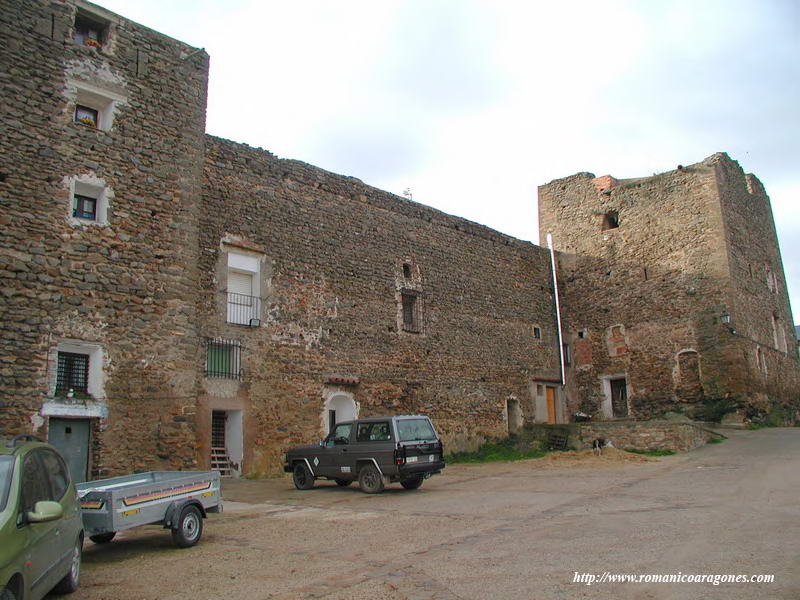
[540,154,799,422]
[0,0,208,475]
[713,158,800,413]
[200,137,562,475]
[575,421,717,452]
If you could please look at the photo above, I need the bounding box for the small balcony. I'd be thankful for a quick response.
[226,292,261,326]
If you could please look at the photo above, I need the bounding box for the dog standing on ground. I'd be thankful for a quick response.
[592,438,605,456]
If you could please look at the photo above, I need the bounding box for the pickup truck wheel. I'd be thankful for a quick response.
[334,479,351,487]
[293,463,315,490]
[53,537,82,594]
[90,532,116,544]
[171,505,203,548]
[400,476,424,490]
[1,587,17,600]
[358,464,384,494]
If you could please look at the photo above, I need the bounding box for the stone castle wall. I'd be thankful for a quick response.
[199,137,562,474]
[2,1,797,479]
[0,0,208,475]
[539,154,799,421]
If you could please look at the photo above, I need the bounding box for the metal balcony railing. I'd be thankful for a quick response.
[226,292,261,326]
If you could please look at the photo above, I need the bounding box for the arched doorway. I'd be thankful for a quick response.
[322,392,358,434]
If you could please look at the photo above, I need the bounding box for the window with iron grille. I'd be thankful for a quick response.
[56,352,89,395]
[205,338,242,379]
[401,290,421,333]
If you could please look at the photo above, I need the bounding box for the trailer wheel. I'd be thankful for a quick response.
[171,505,203,548]
[90,532,116,544]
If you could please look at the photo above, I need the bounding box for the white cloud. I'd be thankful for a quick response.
[96,0,800,317]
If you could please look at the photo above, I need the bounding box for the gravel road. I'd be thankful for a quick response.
[71,428,800,599]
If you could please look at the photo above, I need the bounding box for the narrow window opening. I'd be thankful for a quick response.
[72,193,97,220]
[400,291,421,333]
[643,267,648,281]
[533,326,541,339]
[563,343,572,366]
[402,294,415,327]
[74,105,98,128]
[402,263,411,279]
[578,329,587,339]
[74,11,107,48]
[602,211,619,231]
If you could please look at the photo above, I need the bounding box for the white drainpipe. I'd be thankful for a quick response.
[547,233,565,385]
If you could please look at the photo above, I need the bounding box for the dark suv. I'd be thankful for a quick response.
[284,415,445,493]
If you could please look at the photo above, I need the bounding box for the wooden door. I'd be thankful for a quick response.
[546,387,556,424]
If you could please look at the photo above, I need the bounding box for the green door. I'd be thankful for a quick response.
[48,418,90,483]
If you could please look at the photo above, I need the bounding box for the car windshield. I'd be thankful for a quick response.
[0,456,13,512]
[396,418,437,442]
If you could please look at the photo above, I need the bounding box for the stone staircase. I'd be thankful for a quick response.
[211,447,234,477]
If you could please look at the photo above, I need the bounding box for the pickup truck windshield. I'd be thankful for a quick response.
[397,418,436,442]
[0,456,13,512]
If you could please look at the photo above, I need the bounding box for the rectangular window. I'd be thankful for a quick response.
[533,326,541,339]
[563,343,572,366]
[205,339,242,379]
[356,422,392,443]
[75,105,98,127]
[227,252,261,326]
[56,352,89,395]
[401,291,421,333]
[74,11,106,47]
[396,418,436,442]
[72,193,97,220]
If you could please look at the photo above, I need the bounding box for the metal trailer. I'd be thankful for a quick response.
[76,471,222,548]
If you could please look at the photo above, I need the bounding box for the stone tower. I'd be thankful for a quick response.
[539,153,799,422]
[0,0,209,479]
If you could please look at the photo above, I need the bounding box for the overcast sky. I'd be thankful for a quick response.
[100,0,800,324]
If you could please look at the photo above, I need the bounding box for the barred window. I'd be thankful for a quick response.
[56,352,89,395]
[205,339,242,379]
[401,291,421,333]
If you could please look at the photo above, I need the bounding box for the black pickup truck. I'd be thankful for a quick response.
[283,415,445,493]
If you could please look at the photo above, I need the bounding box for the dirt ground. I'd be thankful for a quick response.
[66,429,800,600]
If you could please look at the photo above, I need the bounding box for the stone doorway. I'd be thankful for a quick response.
[507,398,523,435]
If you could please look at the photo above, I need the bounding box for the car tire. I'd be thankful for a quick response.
[334,479,351,487]
[358,464,384,494]
[171,505,203,548]
[292,463,315,490]
[400,476,424,490]
[1,586,18,600]
[52,536,82,594]
[90,532,116,544]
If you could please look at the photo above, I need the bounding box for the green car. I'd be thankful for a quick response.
[1,435,83,600]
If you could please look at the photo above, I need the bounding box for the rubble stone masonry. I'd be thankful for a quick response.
[200,138,561,474]
[1,1,797,478]
[0,0,208,475]
[539,154,799,421]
